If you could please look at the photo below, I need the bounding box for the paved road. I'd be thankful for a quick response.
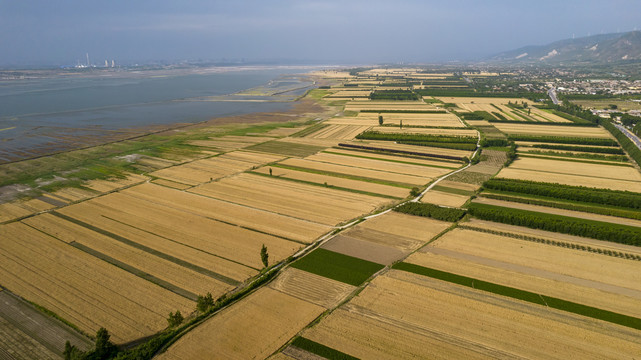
[548,88,560,105]
[614,123,641,150]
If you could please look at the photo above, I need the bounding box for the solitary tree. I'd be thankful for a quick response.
[400,119,403,129]
[378,114,384,125]
[261,244,269,268]
[269,168,273,176]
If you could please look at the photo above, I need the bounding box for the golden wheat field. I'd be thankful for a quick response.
[156,287,324,360]
[121,182,331,243]
[190,173,391,225]
[300,270,641,359]
[0,222,193,343]
[278,157,430,185]
[304,124,370,139]
[496,157,641,191]
[492,123,612,137]
[413,227,641,317]
[253,166,409,198]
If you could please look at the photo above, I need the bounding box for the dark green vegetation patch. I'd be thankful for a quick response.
[602,120,641,167]
[245,140,326,157]
[482,178,641,209]
[392,262,641,331]
[291,337,359,360]
[394,202,466,222]
[290,248,384,286]
[467,202,641,246]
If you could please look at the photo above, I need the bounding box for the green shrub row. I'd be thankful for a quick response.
[480,138,509,147]
[392,262,641,330]
[457,111,496,121]
[530,143,625,154]
[506,135,618,146]
[397,141,478,151]
[602,120,641,167]
[479,193,641,221]
[394,202,466,222]
[467,203,641,246]
[369,90,419,101]
[482,178,641,209]
[356,131,476,144]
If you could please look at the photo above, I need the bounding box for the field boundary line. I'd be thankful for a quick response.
[50,211,242,286]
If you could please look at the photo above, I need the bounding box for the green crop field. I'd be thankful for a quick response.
[290,248,384,286]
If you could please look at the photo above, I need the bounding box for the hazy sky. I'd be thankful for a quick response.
[2,0,641,66]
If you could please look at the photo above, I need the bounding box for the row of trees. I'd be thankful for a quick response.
[467,203,641,246]
[394,202,466,222]
[602,120,641,167]
[480,193,641,221]
[369,90,419,101]
[355,131,477,143]
[506,135,618,146]
[482,178,641,209]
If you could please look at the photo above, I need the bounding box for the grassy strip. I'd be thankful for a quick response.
[467,202,641,246]
[245,141,326,157]
[272,163,415,188]
[517,153,632,167]
[482,178,641,210]
[51,212,242,286]
[392,262,641,331]
[506,135,618,146]
[524,150,627,162]
[530,143,625,155]
[479,192,641,221]
[359,109,446,114]
[290,123,330,138]
[379,124,465,130]
[291,337,359,360]
[70,242,198,301]
[290,248,384,286]
[431,185,475,196]
[338,143,464,161]
[322,150,458,169]
[248,171,403,200]
[395,202,466,222]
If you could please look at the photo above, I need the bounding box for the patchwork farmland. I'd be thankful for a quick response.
[2,67,641,359]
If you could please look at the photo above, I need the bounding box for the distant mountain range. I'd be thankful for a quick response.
[489,31,641,63]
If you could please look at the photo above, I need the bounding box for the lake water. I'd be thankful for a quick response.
[0,67,315,163]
